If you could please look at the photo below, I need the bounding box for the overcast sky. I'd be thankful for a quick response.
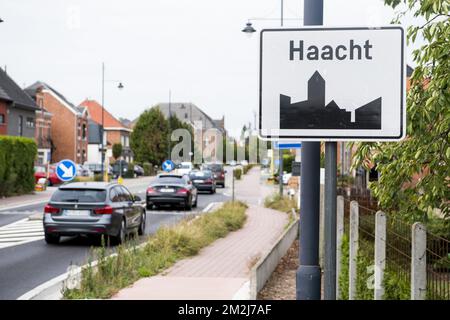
[0,0,422,137]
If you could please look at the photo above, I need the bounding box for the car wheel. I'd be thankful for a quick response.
[45,233,60,244]
[111,219,126,246]
[138,212,146,236]
[185,198,192,211]
[146,203,153,210]
[192,196,198,208]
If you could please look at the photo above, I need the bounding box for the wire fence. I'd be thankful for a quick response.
[337,187,450,300]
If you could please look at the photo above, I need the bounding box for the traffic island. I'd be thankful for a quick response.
[62,201,248,299]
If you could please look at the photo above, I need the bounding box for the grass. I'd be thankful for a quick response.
[264,193,298,214]
[62,201,248,299]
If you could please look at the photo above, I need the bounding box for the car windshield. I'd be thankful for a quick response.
[51,189,107,203]
[180,164,191,169]
[190,171,212,178]
[205,164,222,172]
[155,177,185,185]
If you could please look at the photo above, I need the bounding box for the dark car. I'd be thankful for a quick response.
[134,164,145,177]
[203,163,225,187]
[84,163,113,176]
[43,182,146,245]
[146,174,197,210]
[112,160,128,178]
[189,170,216,194]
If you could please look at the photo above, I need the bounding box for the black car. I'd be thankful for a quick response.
[189,170,216,194]
[134,165,145,176]
[43,182,146,245]
[112,160,128,178]
[203,163,225,187]
[146,174,197,210]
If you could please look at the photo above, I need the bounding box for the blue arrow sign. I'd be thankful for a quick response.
[56,159,77,182]
[274,142,302,149]
[162,159,175,172]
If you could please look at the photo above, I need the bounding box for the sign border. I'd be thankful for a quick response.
[258,26,405,141]
[56,159,77,182]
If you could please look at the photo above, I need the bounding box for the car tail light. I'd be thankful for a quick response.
[94,205,113,215]
[147,187,157,194]
[44,204,60,214]
[177,188,189,194]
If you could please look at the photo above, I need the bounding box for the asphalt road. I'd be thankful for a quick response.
[0,177,230,299]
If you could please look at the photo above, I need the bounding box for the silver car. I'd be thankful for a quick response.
[43,182,146,245]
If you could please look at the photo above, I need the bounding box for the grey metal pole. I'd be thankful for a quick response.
[101,62,105,180]
[324,141,337,299]
[281,0,284,26]
[279,148,283,196]
[296,0,323,300]
[232,168,235,202]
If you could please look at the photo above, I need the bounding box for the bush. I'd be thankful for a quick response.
[94,174,103,182]
[63,201,248,299]
[143,162,153,176]
[264,193,297,213]
[0,136,37,197]
[124,163,135,178]
[233,168,242,180]
[282,153,295,173]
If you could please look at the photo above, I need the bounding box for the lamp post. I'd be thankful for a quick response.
[0,18,4,23]
[100,62,124,181]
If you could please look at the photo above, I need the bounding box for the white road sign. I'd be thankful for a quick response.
[259,27,405,141]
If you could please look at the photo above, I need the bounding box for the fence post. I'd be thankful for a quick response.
[411,222,427,300]
[374,211,386,300]
[349,200,359,300]
[336,196,344,299]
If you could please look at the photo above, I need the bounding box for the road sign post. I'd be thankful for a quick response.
[296,0,323,301]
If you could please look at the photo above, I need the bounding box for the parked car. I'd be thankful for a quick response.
[146,174,197,210]
[34,165,61,186]
[176,162,193,175]
[112,160,128,178]
[189,170,216,194]
[134,164,145,177]
[75,164,92,177]
[202,163,225,187]
[43,182,146,245]
[84,162,113,176]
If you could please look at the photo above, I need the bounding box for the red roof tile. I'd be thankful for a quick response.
[79,99,128,130]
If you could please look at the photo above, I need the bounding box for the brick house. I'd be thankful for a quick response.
[79,99,133,163]
[25,82,89,164]
[0,68,39,138]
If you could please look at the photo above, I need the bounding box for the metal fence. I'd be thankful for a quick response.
[338,187,450,300]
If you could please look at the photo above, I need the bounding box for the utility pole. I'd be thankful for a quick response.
[101,62,105,181]
[168,90,171,160]
[297,0,323,300]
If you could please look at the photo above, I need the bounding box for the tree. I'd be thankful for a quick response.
[130,107,169,165]
[112,143,123,162]
[351,0,449,222]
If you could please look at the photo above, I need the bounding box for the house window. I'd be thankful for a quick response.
[0,114,5,124]
[18,116,23,136]
[82,123,86,139]
[26,117,35,128]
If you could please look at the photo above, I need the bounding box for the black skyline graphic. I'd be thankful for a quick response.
[280,71,382,130]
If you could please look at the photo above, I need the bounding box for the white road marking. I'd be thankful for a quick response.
[0,218,44,249]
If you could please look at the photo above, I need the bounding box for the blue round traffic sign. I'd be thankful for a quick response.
[162,160,175,172]
[56,159,77,182]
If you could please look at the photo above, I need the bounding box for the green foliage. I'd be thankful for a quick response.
[112,143,123,160]
[124,162,135,178]
[264,193,297,213]
[143,162,153,176]
[351,0,450,221]
[338,233,349,300]
[282,152,295,173]
[0,136,37,197]
[233,168,242,180]
[130,107,169,165]
[62,201,248,299]
[93,174,103,182]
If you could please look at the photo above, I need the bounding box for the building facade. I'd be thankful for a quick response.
[25,82,89,164]
[0,68,39,139]
[79,99,133,163]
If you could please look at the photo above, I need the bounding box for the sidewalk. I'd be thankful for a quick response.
[113,167,289,300]
[0,188,56,210]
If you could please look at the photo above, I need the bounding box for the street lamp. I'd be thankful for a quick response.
[242,22,256,37]
[0,18,4,23]
[101,62,124,182]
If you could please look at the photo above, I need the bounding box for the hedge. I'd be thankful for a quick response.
[0,136,37,197]
[233,168,242,180]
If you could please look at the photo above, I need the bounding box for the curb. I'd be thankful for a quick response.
[249,218,299,299]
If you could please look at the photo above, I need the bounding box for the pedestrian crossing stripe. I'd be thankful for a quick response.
[0,218,44,250]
